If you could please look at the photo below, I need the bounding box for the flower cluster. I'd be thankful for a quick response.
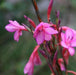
[5,0,76,75]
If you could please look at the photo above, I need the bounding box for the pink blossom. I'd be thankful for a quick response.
[24,45,41,75]
[33,22,58,45]
[5,20,27,42]
[61,29,76,56]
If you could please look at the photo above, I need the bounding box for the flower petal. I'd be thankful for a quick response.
[61,41,68,48]
[58,58,65,71]
[34,53,41,65]
[61,26,69,31]
[36,31,44,45]
[9,20,26,30]
[14,30,21,42]
[43,22,50,27]
[5,24,16,32]
[61,33,65,42]
[71,39,76,47]
[24,61,34,75]
[45,33,52,41]
[45,27,58,35]
[60,64,65,71]
[65,29,74,41]
[68,47,75,56]
[9,20,20,26]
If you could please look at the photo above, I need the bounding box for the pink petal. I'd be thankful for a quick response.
[45,33,52,41]
[19,31,22,36]
[5,20,26,32]
[30,45,40,59]
[43,22,50,27]
[14,30,21,42]
[45,27,58,35]
[65,29,74,41]
[30,45,40,61]
[68,47,75,56]
[34,22,43,32]
[33,31,38,38]
[61,33,65,42]
[61,41,68,48]
[28,45,41,65]
[60,64,65,71]
[73,34,76,39]
[9,20,26,30]
[24,45,40,75]
[61,26,69,31]
[9,20,20,26]
[36,31,44,45]
[24,61,34,75]
[58,58,65,71]
[34,53,41,65]
[71,39,76,47]
[5,24,17,32]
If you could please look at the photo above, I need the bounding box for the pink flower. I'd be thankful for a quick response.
[24,45,41,75]
[5,20,27,42]
[33,22,58,45]
[61,29,76,56]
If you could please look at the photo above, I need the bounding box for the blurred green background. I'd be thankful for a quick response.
[0,0,76,75]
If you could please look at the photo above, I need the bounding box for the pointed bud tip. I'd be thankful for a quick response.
[24,15,28,20]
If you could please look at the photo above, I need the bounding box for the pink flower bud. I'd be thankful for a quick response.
[24,15,36,28]
[58,58,65,71]
[47,0,53,22]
